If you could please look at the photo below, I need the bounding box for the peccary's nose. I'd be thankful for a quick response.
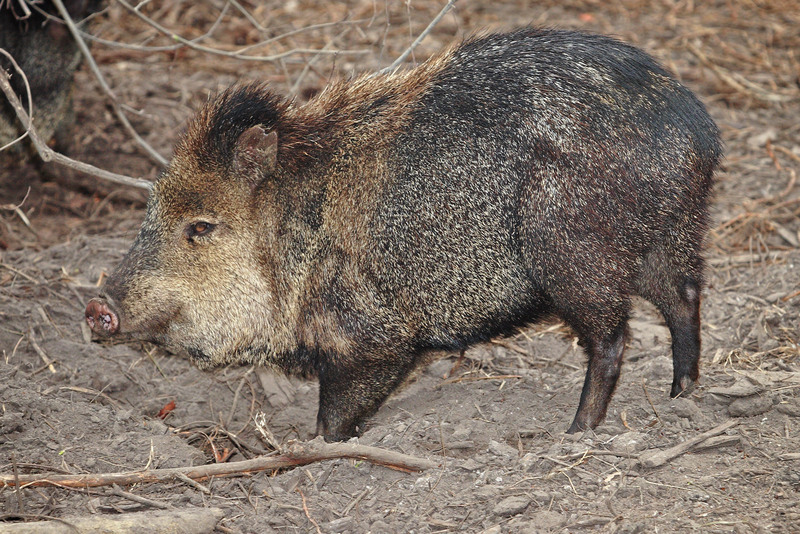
[85,298,120,335]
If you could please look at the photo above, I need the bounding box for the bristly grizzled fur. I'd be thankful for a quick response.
[87,27,722,441]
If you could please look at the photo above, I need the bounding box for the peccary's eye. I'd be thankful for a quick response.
[185,221,215,239]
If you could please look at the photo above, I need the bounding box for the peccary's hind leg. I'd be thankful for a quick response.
[665,277,701,397]
[530,250,634,433]
[316,354,415,442]
[636,249,703,398]
[567,318,629,434]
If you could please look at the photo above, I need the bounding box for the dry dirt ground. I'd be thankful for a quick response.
[2,1,800,532]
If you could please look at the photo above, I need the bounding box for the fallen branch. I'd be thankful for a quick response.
[0,66,152,191]
[692,434,741,452]
[638,419,738,469]
[0,507,224,534]
[0,437,438,489]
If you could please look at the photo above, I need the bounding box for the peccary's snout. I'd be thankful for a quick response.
[85,297,119,336]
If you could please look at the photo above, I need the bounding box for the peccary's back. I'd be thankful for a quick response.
[363,28,721,348]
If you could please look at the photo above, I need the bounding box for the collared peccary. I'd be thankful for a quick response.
[0,0,101,154]
[86,28,722,441]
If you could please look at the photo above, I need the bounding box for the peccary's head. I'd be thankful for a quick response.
[86,84,292,369]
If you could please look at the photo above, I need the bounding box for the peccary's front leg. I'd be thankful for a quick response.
[316,354,415,442]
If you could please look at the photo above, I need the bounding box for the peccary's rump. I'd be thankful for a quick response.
[86,28,722,441]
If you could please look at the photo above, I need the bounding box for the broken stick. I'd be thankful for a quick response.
[0,437,439,489]
[0,507,223,534]
[638,419,738,469]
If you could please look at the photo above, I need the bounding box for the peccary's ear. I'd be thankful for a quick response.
[233,125,278,189]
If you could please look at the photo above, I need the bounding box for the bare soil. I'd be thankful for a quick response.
[2,1,799,532]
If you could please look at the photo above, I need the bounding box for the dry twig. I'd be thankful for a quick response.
[641,379,663,428]
[109,484,172,510]
[27,328,55,374]
[115,0,365,63]
[686,42,797,103]
[374,0,458,76]
[51,0,168,166]
[11,452,23,515]
[0,66,152,190]
[638,420,738,469]
[298,488,323,534]
[174,471,210,494]
[0,262,39,284]
[438,373,523,387]
[0,48,32,152]
[0,437,438,489]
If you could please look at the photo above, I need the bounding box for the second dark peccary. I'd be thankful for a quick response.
[85,28,722,441]
[0,0,102,154]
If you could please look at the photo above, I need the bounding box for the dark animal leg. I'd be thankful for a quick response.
[567,320,628,434]
[636,250,703,399]
[665,278,701,397]
[316,355,413,442]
